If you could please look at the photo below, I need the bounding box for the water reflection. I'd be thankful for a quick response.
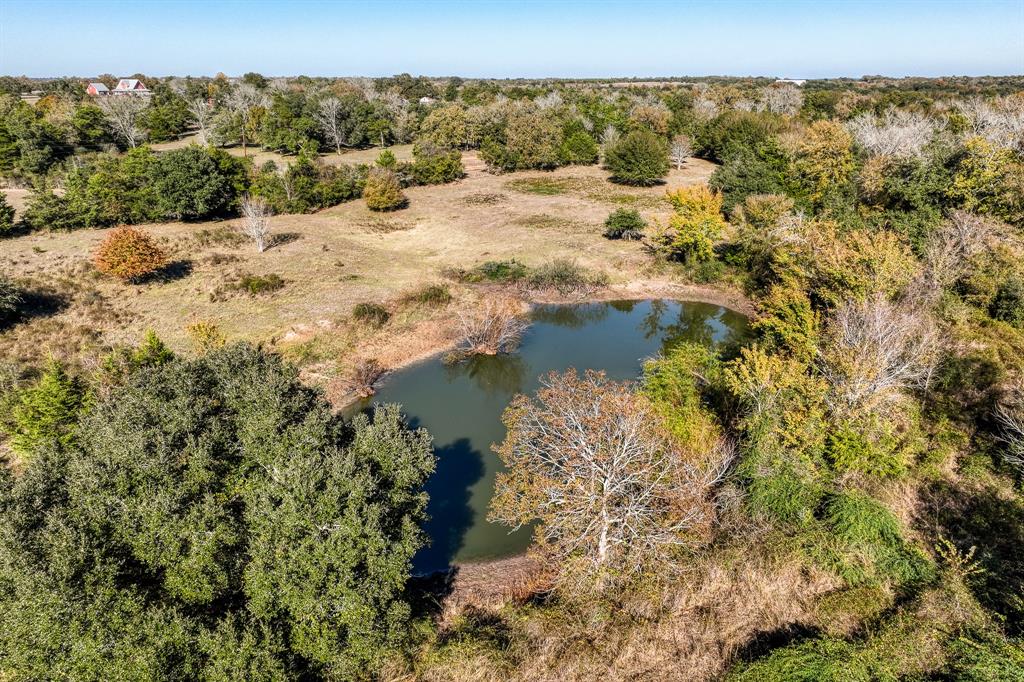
[357,299,749,573]
[443,353,527,397]
[530,302,611,328]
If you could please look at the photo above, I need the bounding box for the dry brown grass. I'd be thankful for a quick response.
[0,157,739,400]
[397,539,840,682]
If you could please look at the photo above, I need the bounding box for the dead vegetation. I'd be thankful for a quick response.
[343,357,386,398]
[449,297,529,359]
[392,540,839,682]
[0,158,737,424]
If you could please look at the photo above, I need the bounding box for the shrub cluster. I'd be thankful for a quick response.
[363,167,408,211]
[352,302,391,327]
[604,129,670,186]
[23,146,248,230]
[603,208,646,240]
[93,226,168,282]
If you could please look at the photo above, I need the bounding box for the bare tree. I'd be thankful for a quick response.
[534,91,563,110]
[99,95,149,148]
[239,195,273,252]
[343,358,385,399]
[916,211,996,299]
[996,384,1024,472]
[847,109,939,159]
[314,96,347,154]
[187,97,214,145]
[373,91,415,143]
[599,124,620,162]
[819,293,941,414]
[956,96,1024,153]
[490,370,733,588]
[670,134,693,170]
[225,83,268,156]
[449,298,528,359]
[693,95,719,120]
[760,84,803,115]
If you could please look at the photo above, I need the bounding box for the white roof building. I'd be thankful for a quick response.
[113,78,150,94]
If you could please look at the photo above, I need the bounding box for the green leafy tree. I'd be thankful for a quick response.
[6,360,86,458]
[410,143,464,185]
[0,191,15,236]
[796,120,855,210]
[70,104,111,146]
[0,344,435,679]
[559,119,599,165]
[695,110,783,163]
[709,140,792,213]
[481,108,563,171]
[603,207,646,240]
[376,148,397,169]
[0,275,22,324]
[152,145,236,220]
[605,128,670,186]
[143,82,192,142]
[419,104,469,149]
[949,136,1024,227]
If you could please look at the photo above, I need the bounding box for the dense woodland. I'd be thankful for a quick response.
[1,73,1024,679]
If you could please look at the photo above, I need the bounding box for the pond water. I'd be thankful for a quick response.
[356,299,749,574]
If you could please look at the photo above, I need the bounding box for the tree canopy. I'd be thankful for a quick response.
[0,343,435,680]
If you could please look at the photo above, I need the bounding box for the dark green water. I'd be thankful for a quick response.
[357,299,748,574]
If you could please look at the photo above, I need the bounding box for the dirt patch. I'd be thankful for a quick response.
[2,188,31,215]
[0,159,734,379]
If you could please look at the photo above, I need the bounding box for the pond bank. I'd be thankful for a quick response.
[324,280,753,409]
[338,291,752,606]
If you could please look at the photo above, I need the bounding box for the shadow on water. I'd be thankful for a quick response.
[444,353,527,398]
[414,436,487,575]
[372,300,750,571]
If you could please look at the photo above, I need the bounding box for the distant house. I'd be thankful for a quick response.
[419,96,436,105]
[86,82,109,96]
[112,78,150,95]
[775,78,807,86]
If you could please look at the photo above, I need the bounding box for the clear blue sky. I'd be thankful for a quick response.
[1,0,1022,78]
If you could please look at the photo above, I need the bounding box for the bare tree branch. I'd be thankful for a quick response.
[847,109,940,159]
[490,370,733,590]
[449,298,528,359]
[996,384,1024,472]
[186,97,214,146]
[670,134,693,170]
[239,195,273,253]
[99,95,149,148]
[819,293,941,415]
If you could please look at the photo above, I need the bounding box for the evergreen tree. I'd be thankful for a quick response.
[0,344,434,679]
[7,360,86,457]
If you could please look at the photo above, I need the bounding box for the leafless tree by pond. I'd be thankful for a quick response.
[448,298,528,360]
[490,369,734,591]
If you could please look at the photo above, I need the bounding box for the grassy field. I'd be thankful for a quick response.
[0,155,744,402]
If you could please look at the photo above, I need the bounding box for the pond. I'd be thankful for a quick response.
[355,299,749,574]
